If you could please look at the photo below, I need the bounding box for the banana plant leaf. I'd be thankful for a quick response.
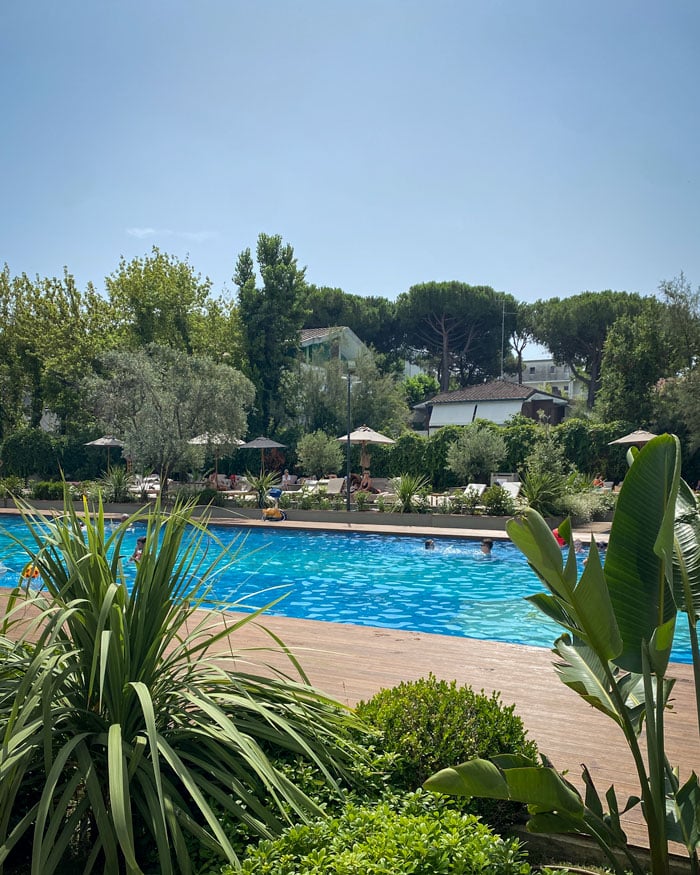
[605,434,680,674]
[673,478,700,621]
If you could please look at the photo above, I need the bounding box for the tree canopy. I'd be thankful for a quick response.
[529,290,645,407]
[84,345,255,481]
[235,234,309,433]
[395,281,503,391]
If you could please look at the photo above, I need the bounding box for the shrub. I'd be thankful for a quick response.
[29,480,65,500]
[446,421,506,484]
[296,430,343,478]
[235,797,535,875]
[196,486,225,506]
[356,674,538,829]
[389,473,431,513]
[556,490,616,523]
[98,465,135,502]
[519,469,567,516]
[481,484,516,516]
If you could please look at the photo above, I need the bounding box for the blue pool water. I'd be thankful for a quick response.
[0,518,692,662]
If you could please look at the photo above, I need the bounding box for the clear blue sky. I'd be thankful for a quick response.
[2,1,698,310]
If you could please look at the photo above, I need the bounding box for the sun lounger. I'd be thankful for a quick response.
[464,483,487,497]
[500,481,521,500]
[324,477,345,495]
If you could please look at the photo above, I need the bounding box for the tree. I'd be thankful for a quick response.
[509,301,535,384]
[0,265,116,435]
[395,282,502,391]
[594,300,672,424]
[295,430,344,478]
[445,422,506,483]
[106,247,213,352]
[402,373,440,407]
[84,345,255,483]
[658,271,700,371]
[235,234,309,433]
[529,291,645,408]
[278,351,410,441]
[0,428,57,481]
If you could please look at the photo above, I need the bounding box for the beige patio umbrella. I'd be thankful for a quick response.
[608,429,658,448]
[336,425,396,470]
[188,433,244,478]
[84,435,124,470]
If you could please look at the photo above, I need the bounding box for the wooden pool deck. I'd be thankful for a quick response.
[202,608,697,855]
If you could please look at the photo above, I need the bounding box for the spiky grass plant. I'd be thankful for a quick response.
[0,495,362,874]
[389,473,432,514]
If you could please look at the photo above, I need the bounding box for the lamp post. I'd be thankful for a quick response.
[346,369,352,512]
[344,367,359,512]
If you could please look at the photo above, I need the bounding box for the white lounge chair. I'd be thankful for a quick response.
[464,483,487,497]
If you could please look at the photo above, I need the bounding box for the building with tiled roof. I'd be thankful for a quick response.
[414,379,568,435]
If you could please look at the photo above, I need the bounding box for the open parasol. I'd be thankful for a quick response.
[336,425,395,470]
[84,435,124,470]
[239,436,286,474]
[608,429,658,448]
[188,433,244,477]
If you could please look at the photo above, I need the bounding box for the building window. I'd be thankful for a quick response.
[529,367,536,374]
[550,366,555,373]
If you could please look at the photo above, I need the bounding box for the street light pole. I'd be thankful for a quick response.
[346,367,352,512]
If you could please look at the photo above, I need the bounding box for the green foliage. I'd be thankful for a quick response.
[0,495,364,873]
[236,797,533,875]
[528,290,646,408]
[356,675,538,791]
[402,372,440,406]
[556,489,616,523]
[98,465,134,503]
[235,233,309,433]
[1,427,57,481]
[519,469,566,516]
[246,470,281,508]
[481,484,516,516]
[502,417,541,472]
[296,430,343,478]
[389,473,431,513]
[595,301,672,424]
[395,281,503,391]
[446,422,507,484]
[85,344,254,481]
[195,486,225,506]
[105,246,213,352]
[0,475,24,498]
[29,480,65,500]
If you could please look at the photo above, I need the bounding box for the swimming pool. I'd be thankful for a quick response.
[0,517,692,663]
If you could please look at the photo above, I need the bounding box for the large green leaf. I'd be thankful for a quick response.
[673,479,700,621]
[424,757,584,814]
[605,434,680,673]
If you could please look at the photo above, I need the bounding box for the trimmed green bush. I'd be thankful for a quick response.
[29,480,65,500]
[234,798,535,874]
[356,674,538,829]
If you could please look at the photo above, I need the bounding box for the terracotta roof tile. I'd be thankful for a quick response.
[428,380,538,404]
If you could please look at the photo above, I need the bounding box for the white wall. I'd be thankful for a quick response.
[429,400,522,432]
